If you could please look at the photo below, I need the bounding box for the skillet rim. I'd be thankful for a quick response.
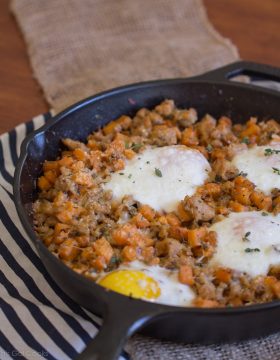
[13,69,280,315]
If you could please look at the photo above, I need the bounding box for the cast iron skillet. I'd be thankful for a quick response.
[14,61,280,360]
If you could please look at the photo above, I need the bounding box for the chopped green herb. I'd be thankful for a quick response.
[272,167,280,175]
[128,174,132,179]
[245,248,260,253]
[238,171,248,177]
[242,231,251,242]
[241,137,250,144]
[131,143,142,151]
[264,148,280,156]
[155,168,162,177]
[119,172,124,175]
[110,256,120,265]
[125,141,130,149]
[146,161,150,164]
[206,144,213,153]
[262,212,269,216]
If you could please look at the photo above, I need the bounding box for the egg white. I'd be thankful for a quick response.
[104,145,210,212]
[232,144,280,194]
[210,211,280,277]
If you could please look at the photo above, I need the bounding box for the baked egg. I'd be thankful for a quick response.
[232,144,280,194]
[97,260,195,306]
[210,211,280,277]
[104,145,210,212]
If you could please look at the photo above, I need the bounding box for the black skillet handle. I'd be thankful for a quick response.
[76,301,162,360]
[197,61,280,93]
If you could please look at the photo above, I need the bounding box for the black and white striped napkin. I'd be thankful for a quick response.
[0,113,129,360]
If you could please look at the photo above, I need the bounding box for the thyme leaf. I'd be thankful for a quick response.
[131,143,142,151]
[272,167,280,175]
[110,256,120,265]
[264,148,280,156]
[238,171,248,177]
[242,231,251,242]
[241,137,250,144]
[206,144,213,153]
[155,168,163,177]
[244,248,260,253]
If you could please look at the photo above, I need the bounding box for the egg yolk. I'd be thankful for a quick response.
[98,270,161,300]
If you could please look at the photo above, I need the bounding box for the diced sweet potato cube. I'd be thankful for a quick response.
[141,246,156,263]
[73,148,87,161]
[165,213,181,226]
[59,156,73,168]
[181,127,199,146]
[187,228,207,248]
[272,281,280,297]
[38,176,51,191]
[121,246,137,261]
[112,224,145,247]
[91,256,107,271]
[250,191,272,211]
[124,149,136,159]
[44,170,57,184]
[215,268,232,283]
[169,226,189,241]
[59,239,80,261]
[43,160,60,173]
[177,202,192,222]
[92,237,113,263]
[112,159,125,171]
[178,265,194,285]
[229,201,247,212]
[241,123,260,137]
[231,186,252,206]
[131,213,150,228]
[139,205,156,221]
[199,183,221,198]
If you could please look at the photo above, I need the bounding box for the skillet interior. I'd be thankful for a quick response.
[14,62,280,359]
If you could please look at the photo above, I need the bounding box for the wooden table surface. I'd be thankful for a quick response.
[0,0,279,134]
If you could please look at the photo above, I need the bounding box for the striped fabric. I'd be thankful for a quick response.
[0,114,128,360]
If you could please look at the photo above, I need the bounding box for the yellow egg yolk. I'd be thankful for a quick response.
[98,270,161,300]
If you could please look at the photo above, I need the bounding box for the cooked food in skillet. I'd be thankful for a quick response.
[34,99,280,307]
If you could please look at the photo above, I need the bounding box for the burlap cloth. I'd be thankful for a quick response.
[10,0,280,359]
[11,0,239,113]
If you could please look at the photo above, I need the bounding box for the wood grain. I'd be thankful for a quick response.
[0,0,48,133]
[204,0,280,66]
[0,0,279,134]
